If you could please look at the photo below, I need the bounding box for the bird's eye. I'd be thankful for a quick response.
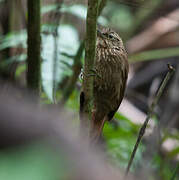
[108,34,114,39]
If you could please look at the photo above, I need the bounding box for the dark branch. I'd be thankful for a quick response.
[27,0,41,95]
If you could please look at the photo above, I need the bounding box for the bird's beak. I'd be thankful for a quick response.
[97,29,103,38]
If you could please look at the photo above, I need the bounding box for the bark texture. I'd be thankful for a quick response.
[80,0,99,130]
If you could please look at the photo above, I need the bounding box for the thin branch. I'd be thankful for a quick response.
[125,64,175,176]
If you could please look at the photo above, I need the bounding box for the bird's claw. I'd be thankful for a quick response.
[80,68,101,79]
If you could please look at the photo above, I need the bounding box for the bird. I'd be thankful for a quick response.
[90,28,129,143]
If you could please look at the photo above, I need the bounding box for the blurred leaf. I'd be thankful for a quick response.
[0,54,26,67]
[41,25,79,101]
[42,4,108,25]
[103,2,133,31]
[42,4,87,19]
[0,30,27,50]
[129,47,179,63]
[41,4,58,14]
[103,113,143,170]
[153,155,173,180]
[61,4,87,20]
[168,147,179,159]
[15,63,26,78]
[65,89,80,111]
[170,163,179,180]
[0,143,67,180]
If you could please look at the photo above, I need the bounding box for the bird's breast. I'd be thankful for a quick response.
[94,48,127,91]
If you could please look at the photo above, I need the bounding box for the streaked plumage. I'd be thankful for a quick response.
[90,28,129,142]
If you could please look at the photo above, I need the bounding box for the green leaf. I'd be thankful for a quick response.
[15,63,26,78]
[168,147,179,159]
[0,54,26,67]
[103,113,143,170]
[41,25,79,101]
[0,30,27,50]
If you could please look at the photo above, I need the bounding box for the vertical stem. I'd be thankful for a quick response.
[125,64,175,176]
[52,0,64,104]
[27,0,41,96]
[52,31,58,104]
[80,0,99,129]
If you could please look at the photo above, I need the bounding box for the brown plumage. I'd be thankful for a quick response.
[90,28,129,142]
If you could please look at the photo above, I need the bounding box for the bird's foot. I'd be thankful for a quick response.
[80,68,101,79]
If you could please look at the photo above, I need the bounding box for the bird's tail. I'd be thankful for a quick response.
[90,110,106,143]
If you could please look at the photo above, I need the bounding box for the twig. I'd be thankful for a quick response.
[170,162,179,180]
[125,64,175,176]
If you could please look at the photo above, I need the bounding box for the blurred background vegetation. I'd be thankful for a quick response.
[0,0,179,179]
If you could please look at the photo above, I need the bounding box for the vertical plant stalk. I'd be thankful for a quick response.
[52,0,64,104]
[125,64,175,176]
[61,0,106,104]
[27,0,41,95]
[80,0,99,130]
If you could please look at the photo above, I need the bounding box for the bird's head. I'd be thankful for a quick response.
[97,28,123,50]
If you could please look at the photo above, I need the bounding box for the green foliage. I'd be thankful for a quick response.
[65,89,80,111]
[41,24,80,101]
[102,1,134,39]
[0,54,26,67]
[104,2,133,30]
[0,1,179,179]
[15,63,26,78]
[42,4,108,25]
[103,112,144,170]
[0,143,67,180]
[153,155,174,180]
[0,31,27,51]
